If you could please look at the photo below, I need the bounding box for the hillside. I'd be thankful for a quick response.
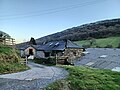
[0,45,29,74]
[17,18,120,47]
[74,36,120,48]
[35,18,120,44]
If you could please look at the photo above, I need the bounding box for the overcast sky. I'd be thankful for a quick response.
[0,0,120,43]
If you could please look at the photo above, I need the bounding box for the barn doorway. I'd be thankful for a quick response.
[29,49,33,55]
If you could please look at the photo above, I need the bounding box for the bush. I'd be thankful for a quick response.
[96,45,101,48]
[33,57,56,65]
[82,44,91,48]
[47,58,56,65]
[105,44,113,48]
[117,43,120,48]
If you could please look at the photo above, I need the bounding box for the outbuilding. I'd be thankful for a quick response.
[18,45,45,58]
[17,40,84,63]
[42,40,84,63]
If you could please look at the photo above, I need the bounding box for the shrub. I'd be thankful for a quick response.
[105,44,113,48]
[96,45,101,48]
[82,44,91,48]
[117,43,120,48]
[33,57,56,65]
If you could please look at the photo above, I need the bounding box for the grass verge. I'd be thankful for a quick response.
[0,45,30,74]
[46,66,120,90]
[0,61,30,74]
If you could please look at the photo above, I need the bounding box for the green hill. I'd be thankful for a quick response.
[35,18,120,44]
[46,66,120,90]
[74,36,120,48]
[17,18,120,47]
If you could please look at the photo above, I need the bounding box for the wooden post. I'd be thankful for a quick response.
[12,38,14,45]
[55,51,58,65]
[3,38,6,45]
[25,56,28,65]
[8,38,10,45]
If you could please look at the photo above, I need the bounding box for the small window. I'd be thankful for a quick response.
[55,42,59,46]
[49,43,53,46]
[45,52,50,57]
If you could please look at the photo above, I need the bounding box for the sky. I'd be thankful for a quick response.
[0,0,120,43]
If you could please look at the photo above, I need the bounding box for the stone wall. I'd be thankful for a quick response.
[63,48,83,63]
[42,48,84,64]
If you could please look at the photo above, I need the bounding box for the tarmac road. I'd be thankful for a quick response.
[0,62,68,90]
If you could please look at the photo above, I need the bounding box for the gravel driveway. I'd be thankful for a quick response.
[0,62,68,90]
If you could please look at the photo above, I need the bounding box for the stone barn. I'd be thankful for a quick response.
[17,40,84,64]
[42,40,84,64]
[18,45,45,58]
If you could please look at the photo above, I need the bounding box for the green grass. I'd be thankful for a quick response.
[46,66,120,90]
[74,36,120,48]
[0,61,30,74]
[0,46,13,55]
[0,45,30,74]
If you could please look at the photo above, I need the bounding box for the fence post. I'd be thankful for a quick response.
[25,56,28,65]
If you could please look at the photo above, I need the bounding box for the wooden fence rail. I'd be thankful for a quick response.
[0,37,15,46]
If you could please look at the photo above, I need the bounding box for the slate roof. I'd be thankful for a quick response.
[17,45,44,51]
[43,40,65,52]
[17,40,83,52]
[16,45,30,50]
[42,40,83,52]
[32,45,45,50]
[66,40,82,48]
[75,48,120,71]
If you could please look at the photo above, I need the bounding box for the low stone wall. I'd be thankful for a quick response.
[63,48,83,63]
[44,48,84,64]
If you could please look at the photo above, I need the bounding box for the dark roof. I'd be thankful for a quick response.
[17,40,83,52]
[16,45,44,51]
[16,45,30,50]
[32,45,45,50]
[66,40,82,48]
[43,40,83,52]
[43,40,66,52]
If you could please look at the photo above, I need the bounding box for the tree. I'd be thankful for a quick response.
[29,37,37,45]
